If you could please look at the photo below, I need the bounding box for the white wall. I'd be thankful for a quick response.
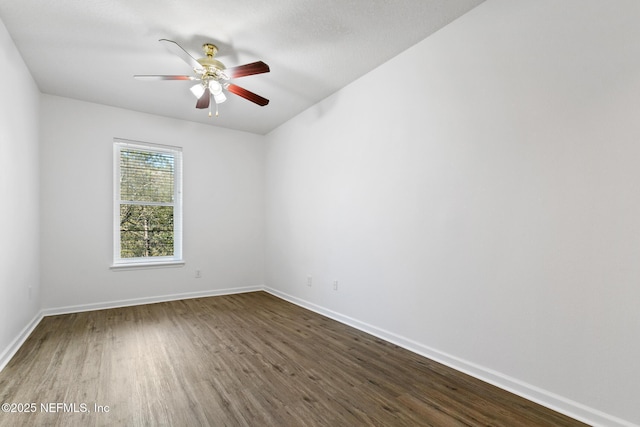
[0,18,41,366]
[265,1,640,425]
[40,95,265,310]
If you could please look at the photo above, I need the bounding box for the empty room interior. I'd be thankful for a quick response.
[1,0,639,426]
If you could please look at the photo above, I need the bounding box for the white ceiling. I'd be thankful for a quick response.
[0,0,484,135]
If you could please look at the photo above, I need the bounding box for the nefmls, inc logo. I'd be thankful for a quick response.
[40,402,89,413]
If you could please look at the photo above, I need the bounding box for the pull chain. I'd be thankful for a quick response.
[208,94,219,117]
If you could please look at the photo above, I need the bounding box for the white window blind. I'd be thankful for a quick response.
[113,139,182,266]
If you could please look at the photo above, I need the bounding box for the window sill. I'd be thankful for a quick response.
[110,261,185,271]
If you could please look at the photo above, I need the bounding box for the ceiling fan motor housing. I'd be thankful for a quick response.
[198,43,226,79]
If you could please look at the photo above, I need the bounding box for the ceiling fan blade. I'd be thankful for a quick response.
[196,87,211,109]
[159,39,202,70]
[134,75,196,81]
[224,61,270,79]
[226,84,269,106]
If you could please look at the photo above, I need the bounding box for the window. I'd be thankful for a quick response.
[113,139,183,267]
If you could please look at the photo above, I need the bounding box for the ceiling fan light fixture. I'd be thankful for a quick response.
[208,80,222,93]
[214,91,227,104]
[207,80,226,103]
[190,83,205,99]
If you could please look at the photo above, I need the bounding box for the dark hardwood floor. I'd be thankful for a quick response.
[0,291,587,426]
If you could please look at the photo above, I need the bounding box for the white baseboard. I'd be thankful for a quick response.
[42,285,263,316]
[0,311,44,372]
[264,287,636,427]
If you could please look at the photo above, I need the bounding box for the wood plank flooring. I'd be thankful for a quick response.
[0,291,587,426]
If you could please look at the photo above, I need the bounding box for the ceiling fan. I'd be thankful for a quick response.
[134,39,270,117]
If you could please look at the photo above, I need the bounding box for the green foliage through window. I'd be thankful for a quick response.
[117,146,178,259]
[120,205,174,258]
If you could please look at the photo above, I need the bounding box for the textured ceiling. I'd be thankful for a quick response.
[0,0,484,134]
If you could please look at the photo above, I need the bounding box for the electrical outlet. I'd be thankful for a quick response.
[333,281,338,291]
[195,270,202,278]
[307,275,312,287]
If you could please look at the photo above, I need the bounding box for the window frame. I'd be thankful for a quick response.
[112,138,183,269]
